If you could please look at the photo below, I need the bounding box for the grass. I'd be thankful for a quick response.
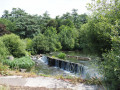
[2,56,35,71]
[0,63,9,76]
[55,75,103,85]
[0,85,10,90]
[8,70,37,77]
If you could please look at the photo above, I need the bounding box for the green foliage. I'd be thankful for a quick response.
[86,0,120,89]
[0,39,9,60]
[47,19,58,28]
[24,38,33,55]
[32,27,62,54]
[0,18,16,31]
[0,34,26,57]
[3,56,35,70]
[99,35,120,90]
[79,17,112,54]
[0,63,9,75]
[61,19,74,28]
[44,27,62,51]
[101,51,120,89]
[59,25,76,50]
[32,33,49,53]
[57,52,66,59]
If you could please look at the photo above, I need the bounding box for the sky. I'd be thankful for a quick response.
[0,0,91,18]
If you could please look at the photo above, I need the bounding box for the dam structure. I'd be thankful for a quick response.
[41,55,85,76]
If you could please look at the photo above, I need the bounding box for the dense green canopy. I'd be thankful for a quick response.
[0,0,120,89]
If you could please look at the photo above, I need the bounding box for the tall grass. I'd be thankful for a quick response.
[3,56,35,71]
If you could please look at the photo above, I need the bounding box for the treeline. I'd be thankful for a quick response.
[0,8,88,54]
[0,0,120,89]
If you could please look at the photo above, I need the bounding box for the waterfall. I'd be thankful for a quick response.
[55,60,59,67]
[39,55,48,64]
[40,56,85,76]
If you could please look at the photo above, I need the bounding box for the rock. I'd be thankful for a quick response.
[7,56,14,60]
[67,55,91,61]
[78,57,91,61]
[20,69,26,73]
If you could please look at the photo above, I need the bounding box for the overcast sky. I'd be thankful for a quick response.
[0,0,91,18]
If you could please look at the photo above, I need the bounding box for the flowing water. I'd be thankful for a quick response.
[34,51,101,79]
[34,56,75,76]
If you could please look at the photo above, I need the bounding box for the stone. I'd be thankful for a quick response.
[7,56,14,60]
[20,69,26,73]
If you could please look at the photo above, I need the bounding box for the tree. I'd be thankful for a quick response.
[86,0,120,89]
[58,25,76,50]
[44,27,62,51]
[0,24,10,36]
[46,19,58,28]
[32,33,49,53]
[0,18,16,31]
[2,10,9,19]
[0,39,9,60]
[32,27,61,53]
[1,34,26,57]
[1,8,43,38]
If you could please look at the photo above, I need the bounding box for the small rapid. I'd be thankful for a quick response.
[33,55,101,79]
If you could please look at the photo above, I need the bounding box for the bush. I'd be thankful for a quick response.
[0,18,16,31]
[0,34,26,57]
[32,31,62,54]
[32,33,49,54]
[0,63,9,75]
[57,52,66,59]
[0,39,9,60]
[24,38,33,55]
[3,56,35,71]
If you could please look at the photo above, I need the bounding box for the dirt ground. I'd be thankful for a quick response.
[0,85,72,90]
[0,76,103,90]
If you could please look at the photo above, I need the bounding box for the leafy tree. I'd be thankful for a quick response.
[46,19,58,28]
[1,34,26,57]
[86,0,120,89]
[0,39,9,60]
[71,9,88,29]
[58,25,76,50]
[61,12,72,20]
[14,15,41,38]
[80,17,112,54]
[2,10,9,19]
[0,24,10,36]
[44,27,62,51]
[32,27,61,54]
[1,8,50,38]
[0,18,16,31]
[32,33,49,53]
[61,19,74,28]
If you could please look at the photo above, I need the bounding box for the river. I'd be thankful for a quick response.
[34,51,101,79]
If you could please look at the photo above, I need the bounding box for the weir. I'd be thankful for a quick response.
[45,56,84,75]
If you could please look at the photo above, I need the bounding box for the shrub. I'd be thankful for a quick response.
[3,56,35,71]
[0,39,9,60]
[0,63,9,75]
[100,51,120,90]
[32,33,49,54]
[57,52,66,59]
[24,38,33,55]
[32,27,62,54]
[1,34,26,57]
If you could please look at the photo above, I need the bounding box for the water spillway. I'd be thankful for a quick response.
[33,55,101,78]
[46,56,84,75]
